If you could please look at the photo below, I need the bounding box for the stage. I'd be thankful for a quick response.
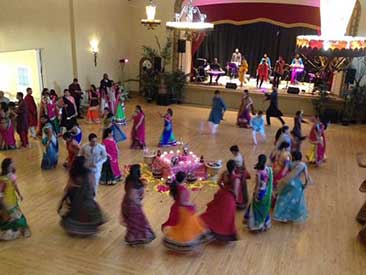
[183,76,344,116]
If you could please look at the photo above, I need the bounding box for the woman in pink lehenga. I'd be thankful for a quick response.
[0,102,16,150]
[101,128,122,183]
[130,105,146,149]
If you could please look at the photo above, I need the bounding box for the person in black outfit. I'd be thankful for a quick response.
[264,87,285,126]
[68,78,83,119]
[100,73,112,91]
[60,89,78,131]
[291,110,308,152]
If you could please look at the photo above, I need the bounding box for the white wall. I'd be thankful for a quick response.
[73,0,130,89]
[0,0,73,93]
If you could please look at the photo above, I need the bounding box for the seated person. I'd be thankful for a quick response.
[208,58,224,85]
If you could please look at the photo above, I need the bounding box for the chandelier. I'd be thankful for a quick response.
[166,0,214,32]
[141,0,161,30]
[297,0,366,58]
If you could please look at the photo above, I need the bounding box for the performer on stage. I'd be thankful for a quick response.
[290,54,304,84]
[208,58,224,85]
[238,58,249,87]
[256,60,270,88]
[273,56,286,88]
[231,48,242,65]
[260,53,271,67]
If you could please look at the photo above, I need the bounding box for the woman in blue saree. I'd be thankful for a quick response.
[273,151,311,223]
[244,154,273,232]
[41,115,59,170]
[159,108,177,147]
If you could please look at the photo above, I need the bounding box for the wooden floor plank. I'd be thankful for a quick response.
[0,97,365,275]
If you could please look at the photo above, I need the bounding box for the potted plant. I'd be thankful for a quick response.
[140,68,159,102]
[164,70,189,104]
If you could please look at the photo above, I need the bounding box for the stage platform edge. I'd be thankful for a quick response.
[183,83,343,116]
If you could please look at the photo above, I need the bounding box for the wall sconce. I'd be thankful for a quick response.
[119,58,129,64]
[141,0,161,30]
[90,39,99,67]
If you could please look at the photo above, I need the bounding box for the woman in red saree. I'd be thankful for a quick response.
[200,160,239,242]
[121,164,155,245]
[130,105,146,149]
[162,171,209,252]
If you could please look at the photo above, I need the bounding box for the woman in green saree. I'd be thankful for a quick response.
[244,154,273,232]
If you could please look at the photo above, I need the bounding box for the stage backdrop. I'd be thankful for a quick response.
[195,23,317,76]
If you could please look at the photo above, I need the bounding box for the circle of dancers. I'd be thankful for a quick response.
[2,76,364,252]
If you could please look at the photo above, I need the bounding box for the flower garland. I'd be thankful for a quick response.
[123,163,217,195]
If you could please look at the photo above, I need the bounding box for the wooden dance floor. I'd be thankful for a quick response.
[0,97,365,275]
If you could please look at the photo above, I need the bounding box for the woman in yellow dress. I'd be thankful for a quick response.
[162,171,210,252]
[238,58,249,87]
[0,158,31,240]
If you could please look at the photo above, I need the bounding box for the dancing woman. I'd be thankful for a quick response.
[0,102,16,150]
[158,108,177,147]
[62,131,80,169]
[0,158,31,240]
[291,110,308,152]
[60,89,78,132]
[244,154,273,232]
[115,85,127,126]
[121,164,155,245]
[237,90,253,128]
[230,145,250,209]
[307,116,326,166]
[58,156,106,237]
[273,151,311,223]
[86,85,100,124]
[100,128,122,185]
[162,171,209,252]
[130,105,146,149]
[103,108,127,144]
[46,94,60,135]
[40,115,59,170]
[272,141,292,189]
[200,160,239,242]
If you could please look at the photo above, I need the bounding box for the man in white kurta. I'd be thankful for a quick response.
[80,133,107,195]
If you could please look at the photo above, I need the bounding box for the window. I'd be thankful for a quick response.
[17,67,30,87]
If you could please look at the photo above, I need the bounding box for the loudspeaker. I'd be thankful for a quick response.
[345,68,356,84]
[287,87,300,94]
[225,82,237,89]
[153,57,162,72]
[178,39,186,53]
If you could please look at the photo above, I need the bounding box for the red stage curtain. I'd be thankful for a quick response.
[198,3,320,30]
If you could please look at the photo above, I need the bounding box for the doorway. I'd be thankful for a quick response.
[0,49,43,101]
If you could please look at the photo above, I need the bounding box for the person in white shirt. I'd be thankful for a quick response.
[0,91,10,104]
[80,133,107,195]
[250,111,266,145]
